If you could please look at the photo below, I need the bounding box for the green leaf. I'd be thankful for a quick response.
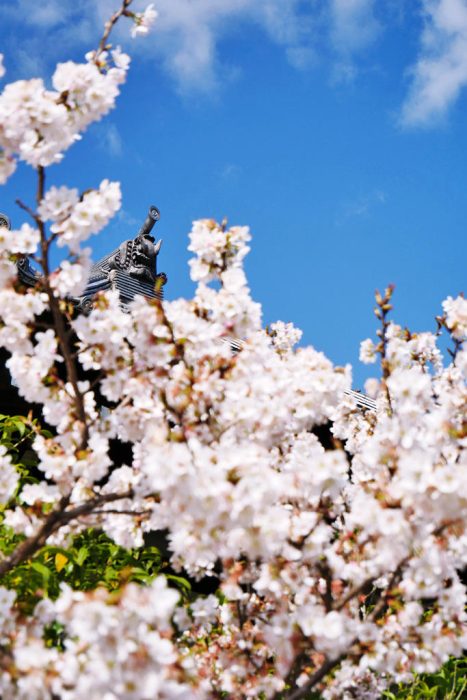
[31,561,52,583]
[75,546,89,566]
[12,419,27,437]
[166,574,192,593]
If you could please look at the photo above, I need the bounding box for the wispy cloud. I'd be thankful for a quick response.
[401,0,467,127]
[330,0,380,53]
[335,189,387,226]
[5,0,467,128]
[2,0,68,28]
[0,0,97,77]
[0,0,384,91]
[329,0,381,82]
[93,122,123,158]
[139,0,385,92]
[220,163,242,181]
[137,0,320,93]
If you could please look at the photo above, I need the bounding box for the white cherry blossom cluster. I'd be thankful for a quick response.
[0,212,465,698]
[0,60,125,173]
[0,1,156,182]
[443,294,467,341]
[0,446,19,505]
[188,218,252,283]
[39,179,121,252]
[0,578,198,699]
[0,222,40,255]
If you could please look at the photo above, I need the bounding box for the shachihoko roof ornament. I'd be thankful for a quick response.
[76,205,167,312]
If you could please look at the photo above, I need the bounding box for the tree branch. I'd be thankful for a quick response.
[97,0,134,58]
[284,652,347,700]
[34,166,90,452]
[0,491,132,579]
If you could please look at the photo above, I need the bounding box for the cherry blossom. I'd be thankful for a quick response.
[443,294,467,341]
[131,3,158,38]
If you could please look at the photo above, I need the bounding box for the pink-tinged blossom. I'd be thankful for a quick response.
[269,320,303,352]
[111,47,131,71]
[0,445,19,505]
[188,219,251,283]
[0,147,16,184]
[359,337,377,363]
[0,222,40,255]
[443,294,467,340]
[50,251,92,297]
[131,3,158,38]
[38,185,79,223]
[50,179,121,251]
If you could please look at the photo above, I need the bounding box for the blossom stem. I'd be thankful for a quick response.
[97,0,135,58]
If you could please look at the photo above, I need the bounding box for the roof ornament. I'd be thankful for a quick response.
[0,213,11,229]
[7,204,167,309]
[79,204,167,310]
[107,205,162,284]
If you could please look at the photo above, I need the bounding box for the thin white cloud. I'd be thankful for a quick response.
[138,0,320,93]
[220,163,242,181]
[0,0,97,76]
[93,122,123,158]
[330,0,380,53]
[10,0,467,128]
[0,0,385,92]
[329,0,381,82]
[335,189,387,226]
[131,0,386,93]
[401,0,467,126]
[2,0,67,28]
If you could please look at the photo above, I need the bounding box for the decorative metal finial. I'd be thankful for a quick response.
[137,205,160,240]
[0,213,11,230]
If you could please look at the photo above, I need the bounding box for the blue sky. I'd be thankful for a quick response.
[1,0,466,388]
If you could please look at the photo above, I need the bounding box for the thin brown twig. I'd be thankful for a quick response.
[284,652,347,700]
[88,508,150,517]
[35,165,90,452]
[96,0,135,58]
[15,198,41,225]
[375,285,395,415]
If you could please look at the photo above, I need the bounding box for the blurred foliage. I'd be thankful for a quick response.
[0,526,166,614]
[383,656,467,700]
[0,415,191,617]
[0,413,49,494]
[298,657,467,699]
